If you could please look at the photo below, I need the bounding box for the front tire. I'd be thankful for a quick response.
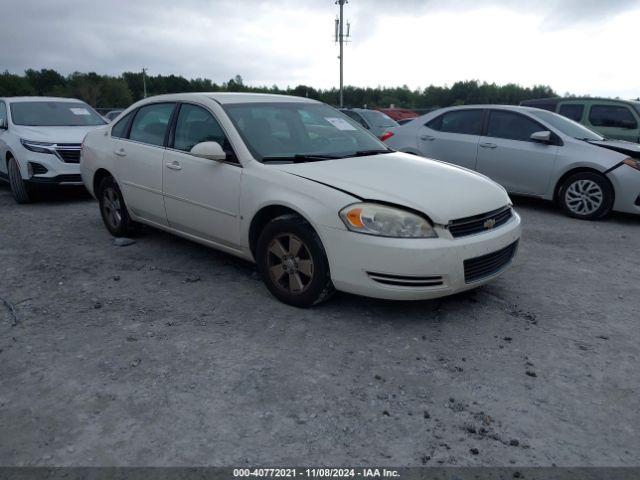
[7,157,32,204]
[558,172,613,220]
[256,215,334,307]
[97,175,137,237]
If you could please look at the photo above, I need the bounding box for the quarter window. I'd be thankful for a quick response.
[558,104,584,122]
[173,104,229,152]
[427,110,482,135]
[111,111,134,138]
[589,105,638,129]
[129,103,175,147]
[486,110,544,142]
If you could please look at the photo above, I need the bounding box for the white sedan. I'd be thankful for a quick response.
[80,93,521,307]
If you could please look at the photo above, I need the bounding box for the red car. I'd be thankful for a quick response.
[376,108,418,122]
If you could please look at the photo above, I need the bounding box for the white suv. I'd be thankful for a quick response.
[0,96,106,203]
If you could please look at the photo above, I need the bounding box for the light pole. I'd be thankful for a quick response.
[335,0,350,107]
[142,67,148,98]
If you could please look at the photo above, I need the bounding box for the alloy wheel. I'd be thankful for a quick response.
[102,186,123,230]
[267,233,314,294]
[564,179,603,216]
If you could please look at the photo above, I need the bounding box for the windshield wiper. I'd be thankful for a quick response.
[350,149,392,157]
[261,154,340,163]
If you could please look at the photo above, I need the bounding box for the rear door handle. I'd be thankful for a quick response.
[165,161,182,171]
[114,148,127,157]
[420,135,435,141]
[479,142,497,149]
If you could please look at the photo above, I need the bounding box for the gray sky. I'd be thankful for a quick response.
[2,0,640,97]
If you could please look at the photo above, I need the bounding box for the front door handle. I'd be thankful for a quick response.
[165,161,182,171]
[114,148,127,157]
[420,135,435,141]
[479,142,497,149]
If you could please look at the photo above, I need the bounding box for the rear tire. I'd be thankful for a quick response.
[7,157,32,204]
[256,215,334,307]
[97,175,137,237]
[558,172,613,220]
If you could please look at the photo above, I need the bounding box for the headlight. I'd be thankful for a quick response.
[20,139,55,154]
[339,202,437,238]
[623,157,640,171]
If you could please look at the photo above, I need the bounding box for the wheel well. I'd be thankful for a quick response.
[93,168,113,195]
[553,167,614,203]
[248,205,305,259]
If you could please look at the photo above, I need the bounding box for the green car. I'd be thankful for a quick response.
[521,97,640,143]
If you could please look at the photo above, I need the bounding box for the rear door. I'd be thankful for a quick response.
[586,103,640,142]
[113,102,176,226]
[162,103,242,248]
[476,109,559,195]
[416,109,483,170]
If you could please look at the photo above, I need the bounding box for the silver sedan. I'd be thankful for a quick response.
[383,105,640,220]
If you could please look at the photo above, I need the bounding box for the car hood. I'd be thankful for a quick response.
[273,152,511,225]
[11,125,104,144]
[588,139,640,159]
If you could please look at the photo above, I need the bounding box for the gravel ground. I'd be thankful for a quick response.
[0,182,639,467]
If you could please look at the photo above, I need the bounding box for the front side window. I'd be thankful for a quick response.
[173,104,229,152]
[558,104,584,122]
[486,110,544,142]
[111,111,134,138]
[223,102,388,161]
[10,101,105,127]
[129,103,175,147]
[589,105,638,129]
[427,110,483,135]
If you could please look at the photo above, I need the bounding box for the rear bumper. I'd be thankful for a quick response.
[319,211,522,301]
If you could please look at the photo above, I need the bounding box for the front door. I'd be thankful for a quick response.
[476,109,558,195]
[162,103,242,248]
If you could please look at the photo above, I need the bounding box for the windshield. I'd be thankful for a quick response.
[10,101,106,127]
[361,110,399,127]
[223,102,389,162]
[531,109,603,141]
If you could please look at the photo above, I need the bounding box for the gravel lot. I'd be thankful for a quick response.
[0,181,639,467]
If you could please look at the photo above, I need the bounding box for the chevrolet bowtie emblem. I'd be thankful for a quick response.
[484,218,497,229]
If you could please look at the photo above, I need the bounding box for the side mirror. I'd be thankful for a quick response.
[530,130,552,143]
[190,141,226,161]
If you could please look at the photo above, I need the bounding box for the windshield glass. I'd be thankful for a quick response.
[531,109,603,141]
[10,101,106,126]
[361,110,399,127]
[223,102,389,161]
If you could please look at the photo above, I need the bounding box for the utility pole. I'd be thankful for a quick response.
[142,67,148,98]
[335,0,350,107]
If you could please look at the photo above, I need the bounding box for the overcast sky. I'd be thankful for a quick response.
[2,0,640,98]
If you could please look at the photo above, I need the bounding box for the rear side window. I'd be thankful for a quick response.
[129,103,175,147]
[173,104,228,152]
[589,105,638,129]
[486,110,544,142]
[558,104,584,122]
[111,111,134,138]
[427,110,482,135]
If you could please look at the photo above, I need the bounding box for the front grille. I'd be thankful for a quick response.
[57,174,83,183]
[449,206,513,238]
[55,144,82,163]
[367,272,444,288]
[464,241,518,283]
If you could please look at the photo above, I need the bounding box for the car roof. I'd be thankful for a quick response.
[1,96,85,103]
[134,92,319,105]
[440,105,547,114]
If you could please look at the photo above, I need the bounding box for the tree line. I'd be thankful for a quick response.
[0,68,560,111]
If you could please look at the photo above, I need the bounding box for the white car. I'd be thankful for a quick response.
[383,105,640,220]
[0,96,107,203]
[80,93,521,307]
